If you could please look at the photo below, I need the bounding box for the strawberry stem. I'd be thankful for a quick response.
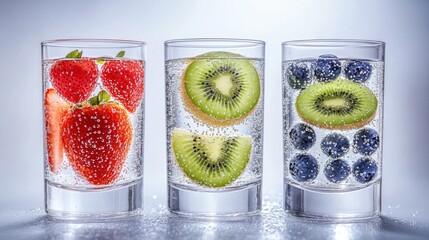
[65,49,83,59]
[88,90,111,106]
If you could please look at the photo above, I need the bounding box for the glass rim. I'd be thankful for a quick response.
[41,39,146,48]
[164,38,265,48]
[282,39,385,48]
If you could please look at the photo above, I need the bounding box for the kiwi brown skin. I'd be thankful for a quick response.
[180,70,259,127]
[296,108,376,130]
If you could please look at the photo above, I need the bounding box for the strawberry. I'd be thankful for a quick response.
[61,91,133,185]
[50,50,98,103]
[101,59,144,113]
[44,88,70,173]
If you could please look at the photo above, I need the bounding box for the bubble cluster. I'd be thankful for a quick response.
[282,58,384,190]
[42,59,145,189]
[166,58,264,190]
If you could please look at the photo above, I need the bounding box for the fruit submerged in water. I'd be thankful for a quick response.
[50,50,98,103]
[321,133,350,158]
[61,91,133,185]
[171,128,252,187]
[345,60,372,83]
[289,154,319,182]
[296,79,377,130]
[44,88,71,173]
[324,159,351,183]
[353,157,378,184]
[101,59,144,113]
[313,54,341,82]
[353,128,380,156]
[287,62,311,89]
[289,123,316,150]
[182,51,260,126]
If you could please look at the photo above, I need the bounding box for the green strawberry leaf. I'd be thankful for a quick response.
[65,49,82,59]
[88,90,111,106]
[98,90,111,103]
[88,96,99,106]
[96,59,106,64]
[116,51,125,58]
[96,51,124,64]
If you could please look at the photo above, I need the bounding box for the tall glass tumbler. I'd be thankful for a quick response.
[282,40,385,220]
[165,39,265,216]
[42,39,145,218]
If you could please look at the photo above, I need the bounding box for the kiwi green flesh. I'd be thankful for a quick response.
[184,51,260,121]
[296,79,377,129]
[172,128,252,188]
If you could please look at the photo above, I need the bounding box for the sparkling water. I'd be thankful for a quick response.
[166,57,264,191]
[283,58,384,192]
[43,59,144,190]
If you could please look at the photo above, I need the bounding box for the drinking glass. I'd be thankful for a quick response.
[165,38,265,217]
[282,39,385,220]
[42,39,145,218]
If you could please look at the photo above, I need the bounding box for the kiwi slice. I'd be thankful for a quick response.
[172,128,252,187]
[296,79,377,130]
[182,51,260,126]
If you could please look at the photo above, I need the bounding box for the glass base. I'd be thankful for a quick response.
[45,179,143,219]
[168,182,261,218]
[284,181,381,222]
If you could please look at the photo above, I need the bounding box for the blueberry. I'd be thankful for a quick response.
[313,54,341,81]
[289,154,319,182]
[287,63,311,89]
[321,133,350,158]
[345,60,372,82]
[353,157,378,183]
[289,123,316,150]
[353,128,379,155]
[324,159,351,183]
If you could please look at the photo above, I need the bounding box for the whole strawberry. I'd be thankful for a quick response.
[45,88,70,173]
[50,50,98,103]
[61,90,133,185]
[101,58,144,113]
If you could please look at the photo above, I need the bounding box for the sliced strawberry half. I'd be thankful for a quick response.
[44,88,70,173]
[101,59,144,113]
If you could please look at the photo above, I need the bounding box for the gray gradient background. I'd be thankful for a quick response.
[0,0,428,227]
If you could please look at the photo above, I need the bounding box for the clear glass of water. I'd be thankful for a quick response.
[282,40,385,220]
[42,39,145,218]
[165,38,265,217]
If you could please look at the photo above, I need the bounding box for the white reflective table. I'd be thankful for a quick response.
[2,196,428,240]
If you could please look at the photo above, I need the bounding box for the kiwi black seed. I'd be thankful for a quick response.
[171,128,252,188]
[182,51,260,126]
[295,79,377,130]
